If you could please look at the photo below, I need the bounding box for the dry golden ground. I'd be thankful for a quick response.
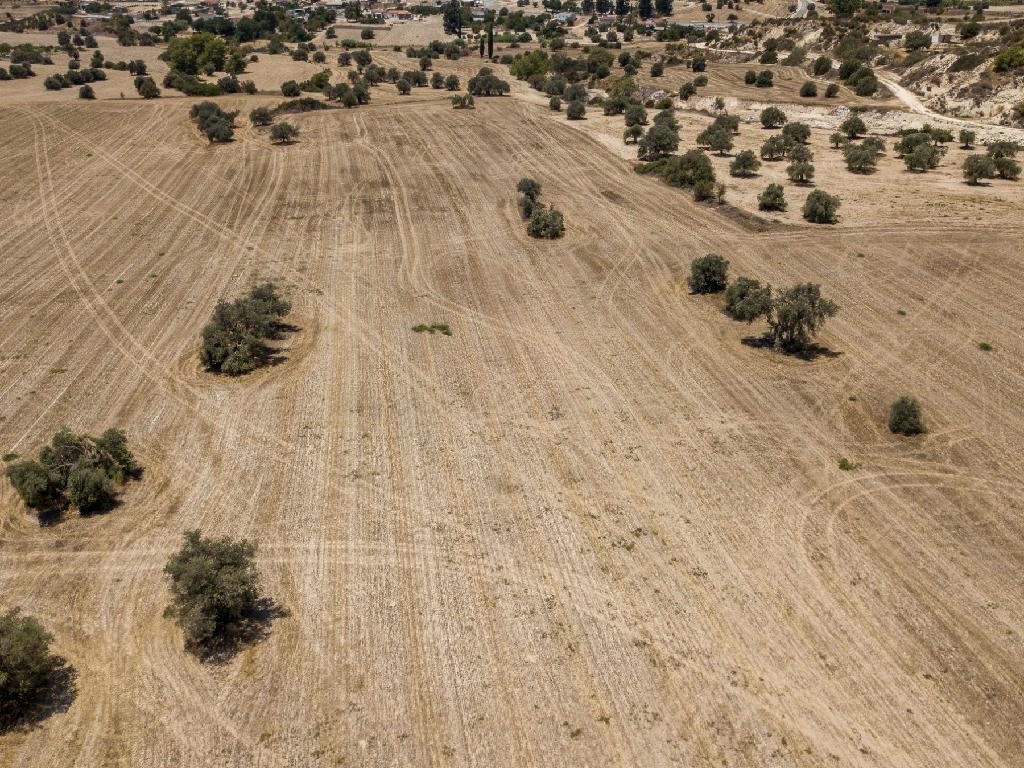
[1,41,1024,768]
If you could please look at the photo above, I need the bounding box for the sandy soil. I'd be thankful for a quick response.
[1,34,1023,768]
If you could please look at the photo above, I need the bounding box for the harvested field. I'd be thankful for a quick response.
[1,44,1024,768]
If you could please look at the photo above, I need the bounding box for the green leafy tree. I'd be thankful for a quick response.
[0,609,65,726]
[724,276,771,320]
[270,121,298,143]
[688,254,729,294]
[637,123,679,160]
[767,283,838,351]
[787,160,814,184]
[757,183,786,211]
[697,123,733,155]
[839,114,866,138]
[730,149,761,177]
[164,530,263,655]
[958,153,991,185]
[760,106,786,128]
[802,189,840,223]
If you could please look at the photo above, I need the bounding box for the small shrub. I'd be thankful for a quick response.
[888,396,926,435]
[799,81,817,98]
[566,100,585,120]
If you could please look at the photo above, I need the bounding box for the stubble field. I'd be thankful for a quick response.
[1,46,1023,768]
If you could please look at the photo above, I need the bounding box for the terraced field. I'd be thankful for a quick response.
[1,61,1023,768]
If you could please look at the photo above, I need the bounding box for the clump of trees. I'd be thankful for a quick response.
[802,189,840,224]
[189,101,237,143]
[517,178,565,239]
[636,148,717,201]
[451,93,475,109]
[688,254,729,294]
[0,609,68,727]
[200,283,292,375]
[6,428,140,517]
[164,530,265,657]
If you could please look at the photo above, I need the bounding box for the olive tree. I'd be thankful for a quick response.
[759,106,787,129]
[164,530,263,656]
[688,254,729,294]
[757,183,786,211]
[802,189,840,223]
[729,149,761,177]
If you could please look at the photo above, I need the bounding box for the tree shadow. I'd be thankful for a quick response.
[0,657,77,735]
[741,334,842,360]
[190,598,290,665]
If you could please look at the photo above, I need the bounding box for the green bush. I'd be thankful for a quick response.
[724,276,770,320]
[729,149,760,177]
[799,81,817,98]
[688,254,729,294]
[526,206,565,239]
[963,154,996,184]
[188,101,237,143]
[760,106,786,128]
[270,122,298,143]
[888,396,926,435]
[566,100,585,119]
